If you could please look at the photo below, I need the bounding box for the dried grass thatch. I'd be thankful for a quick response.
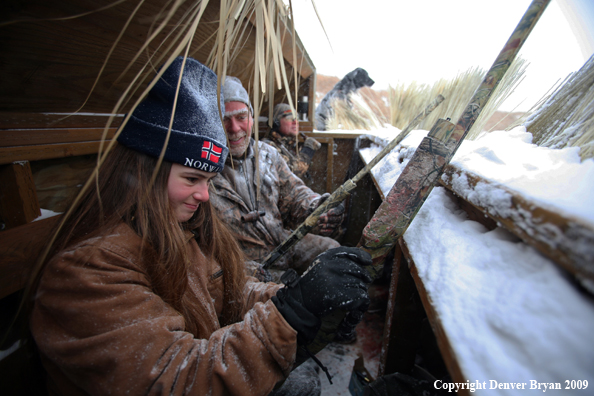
[7,0,313,300]
[0,0,307,142]
[388,57,528,140]
[325,91,388,131]
[523,54,594,160]
[324,57,527,137]
[103,0,307,136]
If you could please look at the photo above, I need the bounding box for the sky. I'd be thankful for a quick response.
[354,125,594,392]
[290,0,592,112]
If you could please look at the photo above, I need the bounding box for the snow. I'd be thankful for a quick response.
[354,124,594,393]
[450,128,594,227]
[33,208,61,221]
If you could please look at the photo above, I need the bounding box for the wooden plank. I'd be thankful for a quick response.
[0,0,232,115]
[300,121,314,133]
[0,216,59,299]
[449,190,498,231]
[0,113,124,130]
[0,0,180,114]
[326,137,334,193]
[31,155,97,214]
[0,161,40,229]
[0,141,112,164]
[0,128,117,147]
[308,72,317,123]
[440,164,594,285]
[305,131,364,140]
[400,238,470,396]
[378,244,426,377]
[359,151,386,201]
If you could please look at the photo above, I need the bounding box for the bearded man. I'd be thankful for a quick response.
[209,77,345,276]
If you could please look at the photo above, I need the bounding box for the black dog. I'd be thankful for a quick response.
[315,67,375,131]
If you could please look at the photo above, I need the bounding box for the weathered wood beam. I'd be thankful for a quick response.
[440,163,594,287]
[303,131,363,140]
[0,216,58,299]
[0,127,117,164]
[308,72,316,122]
[1,128,117,147]
[0,113,124,130]
[325,137,334,193]
[400,238,470,396]
[0,161,40,229]
[378,244,426,377]
[0,141,112,164]
[278,25,314,80]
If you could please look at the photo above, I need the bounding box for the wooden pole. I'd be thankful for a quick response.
[358,0,551,279]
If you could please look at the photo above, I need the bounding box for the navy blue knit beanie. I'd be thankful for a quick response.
[117,57,228,172]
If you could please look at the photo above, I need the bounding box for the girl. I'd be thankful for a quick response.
[28,57,372,395]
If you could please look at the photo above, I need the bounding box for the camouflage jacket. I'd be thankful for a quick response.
[210,139,324,266]
[262,132,311,179]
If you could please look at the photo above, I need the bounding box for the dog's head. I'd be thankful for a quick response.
[351,68,375,89]
[335,68,375,93]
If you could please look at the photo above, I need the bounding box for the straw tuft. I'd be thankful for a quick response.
[388,57,528,139]
[523,55,594,160]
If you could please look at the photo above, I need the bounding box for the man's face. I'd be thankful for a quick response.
[278,112,299,137]
[223,101,253,157]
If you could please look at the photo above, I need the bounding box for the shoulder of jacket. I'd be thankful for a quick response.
[258,140,283,158]
[65,223,143,263]
[258,140,274,151]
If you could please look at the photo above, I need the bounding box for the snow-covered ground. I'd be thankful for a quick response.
[355,125,594,394]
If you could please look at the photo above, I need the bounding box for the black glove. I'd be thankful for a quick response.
[317,202,345,237]
[271,247,372,345]
[300,137,321,163]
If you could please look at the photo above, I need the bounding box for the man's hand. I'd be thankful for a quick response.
[317,203,345,237]
[300,137,322,163]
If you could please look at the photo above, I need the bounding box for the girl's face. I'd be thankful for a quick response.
[167,163,217,222]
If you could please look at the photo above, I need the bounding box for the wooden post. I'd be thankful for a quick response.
[0,161,40,229]
[378,244,425,377]
[309,72,317,124]
[326,137,334,193]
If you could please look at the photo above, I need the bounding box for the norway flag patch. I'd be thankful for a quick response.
[201,141,222,163]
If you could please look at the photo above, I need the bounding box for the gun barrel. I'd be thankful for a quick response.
[261,96,446,270]
[358,0,551,280]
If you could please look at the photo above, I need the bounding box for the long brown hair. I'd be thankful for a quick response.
[32,143,246,338]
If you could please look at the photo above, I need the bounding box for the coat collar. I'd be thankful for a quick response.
[270,131,296,148]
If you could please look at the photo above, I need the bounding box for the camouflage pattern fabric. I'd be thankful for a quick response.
[210,139,339,273]
[263,132,311,179]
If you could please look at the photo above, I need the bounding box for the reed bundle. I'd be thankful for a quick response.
[524,55,594,160]
[325,92,387,131]
[2,0,309,285]
[388,57,527,140]
[325,57,526,138]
